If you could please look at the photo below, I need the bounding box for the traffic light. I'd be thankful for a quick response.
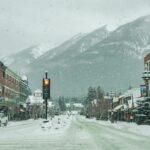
[43,78,50,99]
[44,79,49,86]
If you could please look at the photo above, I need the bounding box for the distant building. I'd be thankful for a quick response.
[112,88,141,121]
[73,103,84,108]
[0,62,31,104]
[26,89,44,118]
[66,103,71,108]
[142,53,150,97]
[72,103,84,111]
[26,89,54,118]
[65,103,71,111]
[66,103,84,114]
[123,88,141,108]
[144,53,150,71]
[26,89,44,105]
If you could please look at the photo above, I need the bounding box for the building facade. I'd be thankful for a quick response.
[144,53,150,71]
[0,61,31,118]
[0,62,6,101]
[142,53,150,97]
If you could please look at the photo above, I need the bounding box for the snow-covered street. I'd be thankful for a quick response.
[0,115,150,150]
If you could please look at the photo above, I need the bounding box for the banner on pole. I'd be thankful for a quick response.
[140,85,147,97]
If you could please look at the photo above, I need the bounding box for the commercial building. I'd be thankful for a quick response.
[142,53,150,97]
[0,61,31,119]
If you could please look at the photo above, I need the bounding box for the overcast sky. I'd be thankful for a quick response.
[0,0,150,56]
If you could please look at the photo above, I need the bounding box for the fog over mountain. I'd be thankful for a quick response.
[3,15,150,97]
[1,0,150,56]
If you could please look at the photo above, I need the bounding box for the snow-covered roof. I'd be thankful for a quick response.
[117,88,141,108]
[91,99,98,106]
[73,103,84,108]
[113,97,119,103]
[34,89,42,94]
[114,105,123,111]
[26,95,44,105]
[21,75,28,81]
[48,101,54,108]
[114,104,128,111]
[66,103,71,107]
[123,88,140,99]
[104,96,112,100]
[136,97,145,102]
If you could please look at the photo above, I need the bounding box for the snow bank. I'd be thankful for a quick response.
[0,115,72,141]
[40,115,71,131]
[85,117,150,137]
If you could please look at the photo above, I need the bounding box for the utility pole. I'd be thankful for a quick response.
[42,71,50,120]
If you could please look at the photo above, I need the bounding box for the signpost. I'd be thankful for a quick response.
[42,72,50,120]
[140,85,147,97]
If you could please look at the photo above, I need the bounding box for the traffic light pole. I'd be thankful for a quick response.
[45,71,48,79]
[43,71,50,121]
[45,98,48,120]
[45,72,48,120]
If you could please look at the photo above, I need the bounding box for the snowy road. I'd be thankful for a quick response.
[0,115,150,150]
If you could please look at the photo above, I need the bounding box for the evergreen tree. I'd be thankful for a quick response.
[58,97,66,111]
[96,86,104,100]
[87,87,97,102]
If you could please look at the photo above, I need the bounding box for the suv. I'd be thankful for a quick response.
[0,112,8,126]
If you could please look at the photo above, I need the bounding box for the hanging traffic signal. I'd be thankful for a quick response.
[43,78,50,99]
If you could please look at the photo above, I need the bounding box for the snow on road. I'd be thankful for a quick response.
[0,115,72,150]
[0,115,150,150]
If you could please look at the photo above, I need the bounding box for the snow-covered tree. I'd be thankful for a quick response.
[58,97,66,111]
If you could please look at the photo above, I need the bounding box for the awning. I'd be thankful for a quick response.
[114,105,123,111]
[132,109,138,113]
[114,104,128,111]
[20,109,24,112]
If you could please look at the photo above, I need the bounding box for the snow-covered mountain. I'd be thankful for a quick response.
[33,26,108,66]
[25,26,109,95]
[2,43,56,74]
[28,16,150,96]
[97,15,150,59]
[4,15,150,96]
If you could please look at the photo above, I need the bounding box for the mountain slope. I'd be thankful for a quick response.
[2,43,56,74]
[28,16,150,96]
[31,26,109,67]
[25,26,109,96]
[4,16,150,97]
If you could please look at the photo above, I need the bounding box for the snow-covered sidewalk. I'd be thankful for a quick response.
[0,115,72,140]
[84,117,150,137]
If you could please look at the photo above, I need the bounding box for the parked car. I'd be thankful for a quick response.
[135,114,147,125]
[142,119,150,125]
[0,112,8,126]
[55,111,60,116]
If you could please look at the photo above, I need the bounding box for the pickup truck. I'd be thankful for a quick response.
[0,112,8,126]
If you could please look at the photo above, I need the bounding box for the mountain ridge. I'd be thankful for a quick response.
[3,15,150,97]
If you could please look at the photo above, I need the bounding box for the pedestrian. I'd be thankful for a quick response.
[130,115,133,123]
[111,111,114,123]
